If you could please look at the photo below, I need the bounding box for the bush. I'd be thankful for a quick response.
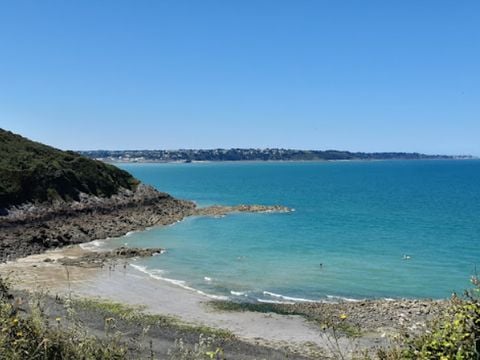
[0,277,128,360]
[402,297,480,359]
[379,278,480,360]
[167,335,226,360]
[0,129,139,208]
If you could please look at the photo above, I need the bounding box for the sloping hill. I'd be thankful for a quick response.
[0,129,139,209]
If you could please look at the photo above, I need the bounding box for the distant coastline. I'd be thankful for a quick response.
[79,148,474,164]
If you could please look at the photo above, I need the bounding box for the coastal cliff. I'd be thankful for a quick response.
[0,129,140,210]
[0,129,290,261]
[0,183,195,261]
[0,129,196,261]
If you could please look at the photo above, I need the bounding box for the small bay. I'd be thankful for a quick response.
[103,160,480,302]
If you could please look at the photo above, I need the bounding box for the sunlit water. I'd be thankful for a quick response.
[89,160,480,302]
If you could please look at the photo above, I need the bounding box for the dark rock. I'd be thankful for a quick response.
[57,247,165,267]
[0,184,195,262]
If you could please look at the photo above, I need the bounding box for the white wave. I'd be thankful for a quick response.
[125,231,137,237]
[326,295,361,302]
[263,291,321,303]
[257,298,294,305]
[146,268,166,276]
[129,264,228,301]
[130,263,150,273]
[204,276,212,282]
[195,290,228,301]
[230,290,247,296]
[168,218,185,227]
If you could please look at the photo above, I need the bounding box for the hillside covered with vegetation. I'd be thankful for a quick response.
[0,129,139,209]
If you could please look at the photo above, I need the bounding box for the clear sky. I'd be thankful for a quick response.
[1,1,479,155]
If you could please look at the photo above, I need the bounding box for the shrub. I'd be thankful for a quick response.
[0,129,139,208]
[379,278,480,360]
[0,277,128,360]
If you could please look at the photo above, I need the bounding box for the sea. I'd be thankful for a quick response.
[86,160,480,303]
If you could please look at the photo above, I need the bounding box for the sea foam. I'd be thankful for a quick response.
[263,291,321,303]
[230,290,247,296]
[130,264,228,300]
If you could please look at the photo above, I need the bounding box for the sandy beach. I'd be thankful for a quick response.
[0,242,447,359]
[0,245,343,357]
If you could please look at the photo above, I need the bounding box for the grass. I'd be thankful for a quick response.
[208,300,294,315]
[0,278,128,359]
[208,300,364,338]
[0,276,233,359]
[74,297,235,340]
[3,270,480,359]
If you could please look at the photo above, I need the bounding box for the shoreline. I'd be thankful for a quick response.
[104,157,479,165]
[0,178,291,262]
[0,185,450,357]
[0,184,195,262]
[0,246,338,357]
[0,242,448,357]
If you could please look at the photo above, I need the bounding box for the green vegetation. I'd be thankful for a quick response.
[80,148,464,163]
[374,280,480,360]
[208,301,362,338]
[0,276,230,359]
[2,274,480,359]
[0,128,139,209]
[379,293,480,359]
[0,277,127,359]
[75,298,234,339]
[167,336,226,360]
[211,291,480,359]
[208,300,295,315]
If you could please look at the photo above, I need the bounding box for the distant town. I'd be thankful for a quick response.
[78,149,473,163]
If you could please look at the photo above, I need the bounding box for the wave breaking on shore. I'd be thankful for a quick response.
[128,262,375,305]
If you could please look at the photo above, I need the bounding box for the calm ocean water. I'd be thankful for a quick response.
[95,160,480,302]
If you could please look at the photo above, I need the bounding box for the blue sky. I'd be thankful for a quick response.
[0,1,479,154]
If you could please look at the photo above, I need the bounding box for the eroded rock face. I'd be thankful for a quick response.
[0,185,290,263]
[0,184,195,262]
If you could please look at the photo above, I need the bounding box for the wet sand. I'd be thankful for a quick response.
[1,242,445,358]
[0,245,362,357]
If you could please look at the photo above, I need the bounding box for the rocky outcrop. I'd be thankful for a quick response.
[55,247,165,267]
[0,184,195,262]
[0,184,291,262]
[194,204,292,217]
[268,298,447,335]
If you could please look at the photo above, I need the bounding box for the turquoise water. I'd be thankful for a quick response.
[102,160,480,302]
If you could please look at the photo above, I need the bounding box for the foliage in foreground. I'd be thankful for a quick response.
[167,335,226,360]
[0,276,229,359]
[0,279,127,359]
[75,297,234,340]
[378,278,480,360]
[2,272,480,359]
[211,282,480,359]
